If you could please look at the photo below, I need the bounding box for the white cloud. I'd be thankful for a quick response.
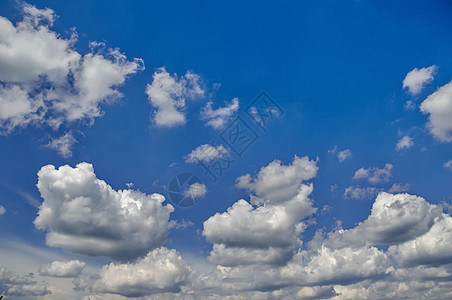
[387,183,410,193]
[337,149,352,162]
[46,131,77,158]
[0,266,50,297]
[403,65,437,95]
[353,163,393,184]
[328,192,442,248]
[34,162,174,261]
[201,97,239,129]
[344,186,380,200]
[396,136,414,151]
[185,144,228,163]
[184,182,207,199]
[0,4,143,134]
[0,205,5,215]
[444,160,452,170]
[38,260,86,278]
[146,68,204,127]
[420,80,452,142]
[76,247,192,297]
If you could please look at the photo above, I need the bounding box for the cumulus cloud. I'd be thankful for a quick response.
[38,260,86,278]
[0,205,5,215]
[420,80,452,142]
[0,4,143,134]
[76,247,192,297]
[327,192,442,248]
[0,267,49,297]
[34,162,174,261]
[185,144,228,163]
[203,156,318,266]
[344,186,380,200]
[201,97,239,129]
[338,149,352,162]
[403,65,437,95]
[353,163,393,184]
[387,183,410,193]
[396,136,414,151]
[146,68,204,127]
[444,160,452,170]
[46,131,77,158]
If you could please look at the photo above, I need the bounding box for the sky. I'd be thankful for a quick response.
[1,0,452,299]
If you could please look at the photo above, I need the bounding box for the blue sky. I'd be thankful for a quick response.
[1,0,452,299]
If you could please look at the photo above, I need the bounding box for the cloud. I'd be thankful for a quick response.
[75,247,192,297]
[38,260,86,278]
[403,65,437,95]
[46,131,77,158]
[34,162,174,261]
[337,149,352,162]
[146,68,204,127]
[387,183,410,193]
[444,160,452,170]
[344,186,380,200]
[327,192,442,248]
[420,80,452,142]
[201,97,239,129]
[353,163,393,184]
[0,4,143,134]
[396,136,414,151]
[0,267,50,297]
[203,156,318,266]
[185,144,228,163]
[0,205,5,215]
[184,182,207,199]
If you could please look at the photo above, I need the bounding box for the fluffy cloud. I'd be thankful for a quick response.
[38,260,86,278]
[76,247,192,297]
[387,183,410,193]
[337,149,352,162]
[0,267,49,297]
[0,205,5,215]
[344,186,380,200]
[0,4,143,134]
[201,97,239,129]
[327,192,442,248]
[420,80,452,142]
[396,136,414,151]
[185,144,228,163]
[353,163,393,184]
[146,68,204,127]
[403,65,437,95]
[34,162,174,261]
[184,182,207,199]
[203,156,318,266]
[46,131,77,158]
[444,160,452,170]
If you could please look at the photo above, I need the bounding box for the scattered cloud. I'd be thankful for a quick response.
[344,186,380,200]
[396,135,414,151]
[184,182,207,199]
[338,149,352,162]
[0,266,50,297]
[34,162,174,261]
[0,4,143,134]
[46,131,77,158]
[201,97,239,129]
[0,205,5,215]
[388,183,411,193]
[353,163,393,184]
[185,144,228,163]
[403,65,437,95]
[420,80,452,142]
[146,67,204,127]
[38,260,86,278]
[444,160,452,170]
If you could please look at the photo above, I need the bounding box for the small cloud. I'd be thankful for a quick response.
[185,144,228,163]
[396,136,414,151]
[403,65,437,96]
[183,182,207,199]
[0,205,5,215]
[443,160,452,170]
[46,132,77,158]
[169,219,194,229]
[337,149,352,162]
[344,186,381,200]
[201,98,239,129]
[388,183,411,193]
[353,163,393,184]
[38,260,86,278]
[126,182,134,188]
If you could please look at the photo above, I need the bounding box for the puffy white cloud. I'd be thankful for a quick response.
[76,247,192,297]
[420,80,452,142]
[403,65,437,95]
[444,160,452,170]
[185,144,228,163]
[353,163,393,184]
[337,149,352,162]
[146,68,204,127]
[184,182,207,199]
[0,4,143,134]
[38,260,86,278]
[327,192,442,248]
[387,183,410,193]
[344,186,380,200]
[0,266,50,297]
[0,205,5,215]
[396,135,414,151]
[296,286,337,299]
[46,131,77,158]
[201,97,239,129]
[34,162,174,261]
